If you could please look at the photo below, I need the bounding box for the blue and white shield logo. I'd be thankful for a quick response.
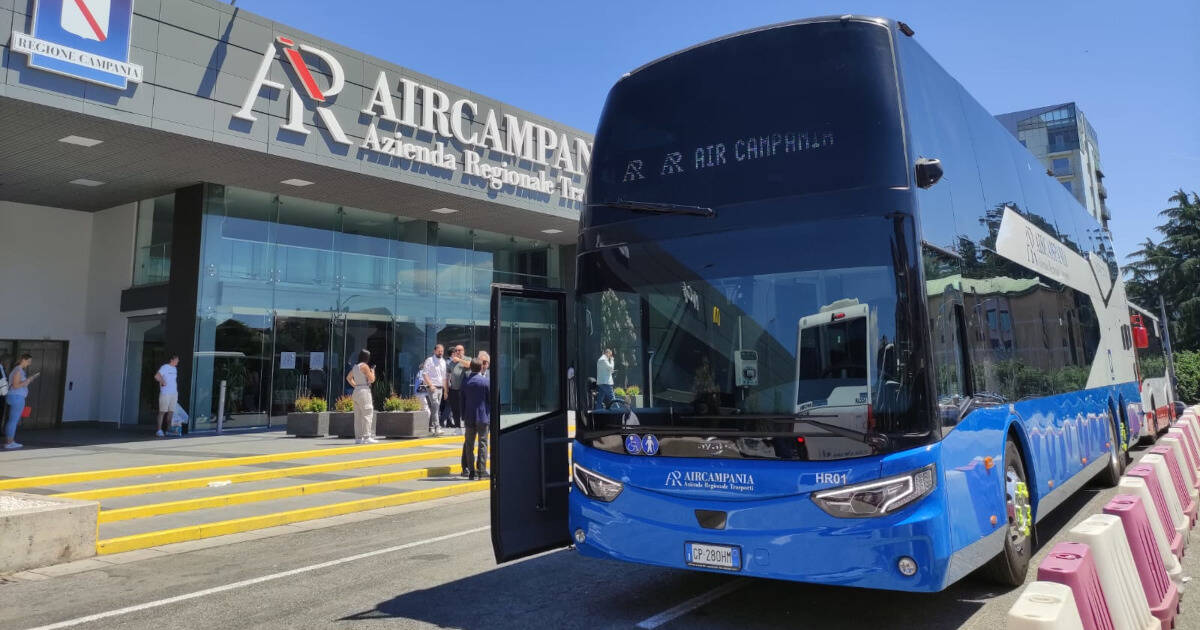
[11,0,143,89]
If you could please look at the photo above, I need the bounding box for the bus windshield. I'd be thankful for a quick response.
[585,19,906,225]
[576,215,928,460]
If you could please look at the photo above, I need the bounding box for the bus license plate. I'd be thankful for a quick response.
[685,542,741,571]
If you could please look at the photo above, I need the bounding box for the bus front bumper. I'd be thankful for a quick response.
[570,467,955,592]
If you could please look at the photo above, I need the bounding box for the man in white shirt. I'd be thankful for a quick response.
[154,355,180,438]
[421,344,448,435]
[596,349,615,409]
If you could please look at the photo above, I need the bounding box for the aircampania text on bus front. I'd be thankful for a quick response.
[489,16,1148,592]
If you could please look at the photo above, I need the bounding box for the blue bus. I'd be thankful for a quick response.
[487,16,1141,592]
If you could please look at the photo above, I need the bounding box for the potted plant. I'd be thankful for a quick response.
[626,385,643,408]
[376,394,431,438]
[329,395,356,438]
[286,396,329,437]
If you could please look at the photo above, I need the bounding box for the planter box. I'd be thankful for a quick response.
[0,492,99,573]
[377,410,431,438]
[286,412,329,437]
[328,412,356,438]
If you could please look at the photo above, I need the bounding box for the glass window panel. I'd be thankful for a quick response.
[275,195,338,314]
[133,194,174,286]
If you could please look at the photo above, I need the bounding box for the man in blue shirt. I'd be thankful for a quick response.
[460,359,490,479]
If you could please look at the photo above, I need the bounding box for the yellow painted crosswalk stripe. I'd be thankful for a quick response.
[96,480,490,554]
[56,448,462,501]
[0,435,463,491]
[98,464,465,523]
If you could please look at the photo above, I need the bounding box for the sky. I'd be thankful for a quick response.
[236,0,1200,263]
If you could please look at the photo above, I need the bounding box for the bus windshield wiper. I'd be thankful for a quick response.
[587,199,715,217]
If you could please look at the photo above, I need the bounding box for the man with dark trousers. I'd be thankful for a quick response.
[460,358,490,479]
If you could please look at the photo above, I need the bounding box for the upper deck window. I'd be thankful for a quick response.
[586,20,906,225]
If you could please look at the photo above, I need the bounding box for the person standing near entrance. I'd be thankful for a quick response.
[446,345,470,434]
[4,354,38,450]
[154,355,179,438]
[596,348,616,409]
[460,359,490,479]
[421,344,447,436]
[347,349,377,445]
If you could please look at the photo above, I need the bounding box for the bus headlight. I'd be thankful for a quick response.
[573,463,624,502]
[811,464,936,518]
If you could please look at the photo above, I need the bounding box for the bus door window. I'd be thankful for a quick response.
[922,245,967,428]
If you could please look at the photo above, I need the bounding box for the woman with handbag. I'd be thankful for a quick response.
[4,353,38,450]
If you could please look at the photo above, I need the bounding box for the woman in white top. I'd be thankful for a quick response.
[346,349,377,444]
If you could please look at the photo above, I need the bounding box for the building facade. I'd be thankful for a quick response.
[0,0,589,431]
[995,102,1109,227]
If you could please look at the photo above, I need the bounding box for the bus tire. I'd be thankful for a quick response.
[983,438,1032,587]
[1097,409,1125,487]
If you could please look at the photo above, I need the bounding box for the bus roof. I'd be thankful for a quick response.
[622,15,897,78]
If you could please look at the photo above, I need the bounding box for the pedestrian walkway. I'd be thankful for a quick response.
[0,430,483,557]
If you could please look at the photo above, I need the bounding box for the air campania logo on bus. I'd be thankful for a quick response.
[11,0,143,89]
[665,470,756,493]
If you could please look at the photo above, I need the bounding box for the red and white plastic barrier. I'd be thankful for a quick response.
[1008,581,1087,630]
[1147,447,1198,525]
[1068,515,1158,630]
[1134,457,1191,544]
[1158,435,1198,493]
[1103,495,1179,630]
[1118,476,1186,587]
[1167,426,1200,481]
[1036,542,1114,630]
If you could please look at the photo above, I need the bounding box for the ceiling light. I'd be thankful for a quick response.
[541,228,564,234]
[431,207,458,214]
[69,178,105,186]
[280,178,313,187]
[59,135,103,147]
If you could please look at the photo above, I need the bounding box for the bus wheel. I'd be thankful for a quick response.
[1097,410,1125,487]
[983,438,1032,587]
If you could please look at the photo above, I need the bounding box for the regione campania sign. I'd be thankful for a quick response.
[11,0,143,89]
[234,36,591,202]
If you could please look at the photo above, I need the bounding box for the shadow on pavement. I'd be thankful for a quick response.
[342,547,989,629]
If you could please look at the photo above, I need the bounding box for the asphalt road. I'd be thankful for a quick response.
[2,446,1198,630]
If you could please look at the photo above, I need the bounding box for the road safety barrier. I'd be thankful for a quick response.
[1102,496,1179,630]
[1167,426,1200,480]
[1147,448,1198,525]
[1118,477,1185,586]
[1068,515,1158,630]
[1134,458,1190,542]
[1008,405,1200,629]
[1007,581,1085,630]
[1034,542,1112,630]
[1158,436,1198,495]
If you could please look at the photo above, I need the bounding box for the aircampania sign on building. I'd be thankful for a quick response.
[0,0,592,431]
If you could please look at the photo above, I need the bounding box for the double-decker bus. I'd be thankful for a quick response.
[1130,304,1176,439]
[486,15,1141,592]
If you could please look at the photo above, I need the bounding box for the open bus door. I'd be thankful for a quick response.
[489,285,572,563]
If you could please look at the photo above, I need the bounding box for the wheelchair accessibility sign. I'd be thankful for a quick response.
[11,0,143,89]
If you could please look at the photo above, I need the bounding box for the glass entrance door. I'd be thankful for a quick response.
[270,315,333,423]
[331,317,391,408]
[120,316,167,427]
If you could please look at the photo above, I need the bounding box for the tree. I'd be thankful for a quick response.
[599,289,639,386]
[1124,190,1200,351]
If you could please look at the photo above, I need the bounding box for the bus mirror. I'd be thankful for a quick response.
[1133,324,1149,349]
[915,158,943,189]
